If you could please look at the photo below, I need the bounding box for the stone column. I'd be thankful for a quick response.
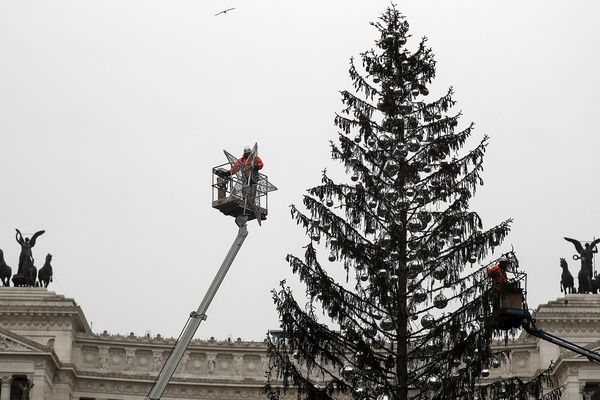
[562,375,581,400]
[30,375,46,400]
[0,375,11,400]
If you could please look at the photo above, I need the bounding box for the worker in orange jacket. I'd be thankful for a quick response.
[231,146,264,175]
[487,257,509,284]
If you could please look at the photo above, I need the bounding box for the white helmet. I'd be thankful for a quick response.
[243,146,252,154]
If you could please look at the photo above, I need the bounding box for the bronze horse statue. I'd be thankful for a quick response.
[38,254,53,288]
[560,258,575,294]
[0,249,11,287]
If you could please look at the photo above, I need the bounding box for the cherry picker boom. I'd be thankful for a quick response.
[146,145,276,399]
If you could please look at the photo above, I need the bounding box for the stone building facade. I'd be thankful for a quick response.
[0,288,598,399]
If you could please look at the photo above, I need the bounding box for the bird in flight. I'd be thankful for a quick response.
[215,7,235,16]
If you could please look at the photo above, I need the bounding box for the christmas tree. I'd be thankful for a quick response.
[265,6,560,400]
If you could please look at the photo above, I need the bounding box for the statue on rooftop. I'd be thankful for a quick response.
[564,237,600,294]
[0,249,11,287]
[15,229,45,276]
[13,228,45,287]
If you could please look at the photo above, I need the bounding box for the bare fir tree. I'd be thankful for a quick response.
[265,6,560,400]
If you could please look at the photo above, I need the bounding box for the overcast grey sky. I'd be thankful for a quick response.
[1,1,599,341]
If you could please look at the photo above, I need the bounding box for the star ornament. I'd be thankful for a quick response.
[220,144,277,224]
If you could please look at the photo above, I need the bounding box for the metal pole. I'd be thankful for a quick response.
[146,215,249,399]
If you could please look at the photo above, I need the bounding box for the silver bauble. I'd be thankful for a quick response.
[413,288,427,303]
[351,174,359,182]
[326,199,334,207]
[469,254,477,263]
[421,313,435,329]
[352,385,367,400]
[354,135,361,143]
[369,201,377,209]
[433,294,448,309]
[407,139,420,152]
[328,253,337,262]
[341,364,355,380]
[384,160,399,177]
[480,369,490,378]
[492,359,501,368]
[379,134,392,149]
[427,375,442,390]
[311,234,320,242]
[452,235,461,245]
[292,351,300,360]
[380,317,394,331]
[377,269,388,279]
[432,267,447,280]
[423,165,432,173]
[408,220,422,232]
[390,274,400,285]
[360,273,369,282]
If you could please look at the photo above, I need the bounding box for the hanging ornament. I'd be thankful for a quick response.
[413,288,427,303]
[399,103,413,114]
[407,220,421,233]
[353,216,361,225]
[377,269,388,279]
[354,134,361,143]
[420,86,429,96]
[433,293,448,309]
[422,165,432,173]
[427,375,442,390]
[311,234,320,242]
[384,160,399,177]
[355,263,364,271]
[341,364,355,380]
[364,325,377,338]
[407,241,420,251]
[421,313,435,329]
[367,138,377,147]
[389,274,399,285]
[360,273,369,282]
[326,199,334,207]
[379,134,392,149]
[380,317,394,331]
[432,266,447,280]
[492,359,501,368]
[377,206,388,218]
[417,211,431,223]
[480,369,490,378]
[469,254,477,264]
[329,253,337,262]
[353,386,367,400]
[438,188,448,198]
[407,139,420,153]
[452,235,461,245]
[351,174,359,182]
[292,351,300,360]
[373,76,381,84]
[451,358,461,367]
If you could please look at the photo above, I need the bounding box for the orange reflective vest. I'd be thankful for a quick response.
[231,155,264,175]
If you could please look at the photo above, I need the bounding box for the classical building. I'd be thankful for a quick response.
[0,288,599,400]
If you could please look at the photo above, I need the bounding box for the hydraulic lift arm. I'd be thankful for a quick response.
[523,319,600,365]
[146,215,249,400]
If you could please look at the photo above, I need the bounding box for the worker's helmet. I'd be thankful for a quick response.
[243,146,252,155]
